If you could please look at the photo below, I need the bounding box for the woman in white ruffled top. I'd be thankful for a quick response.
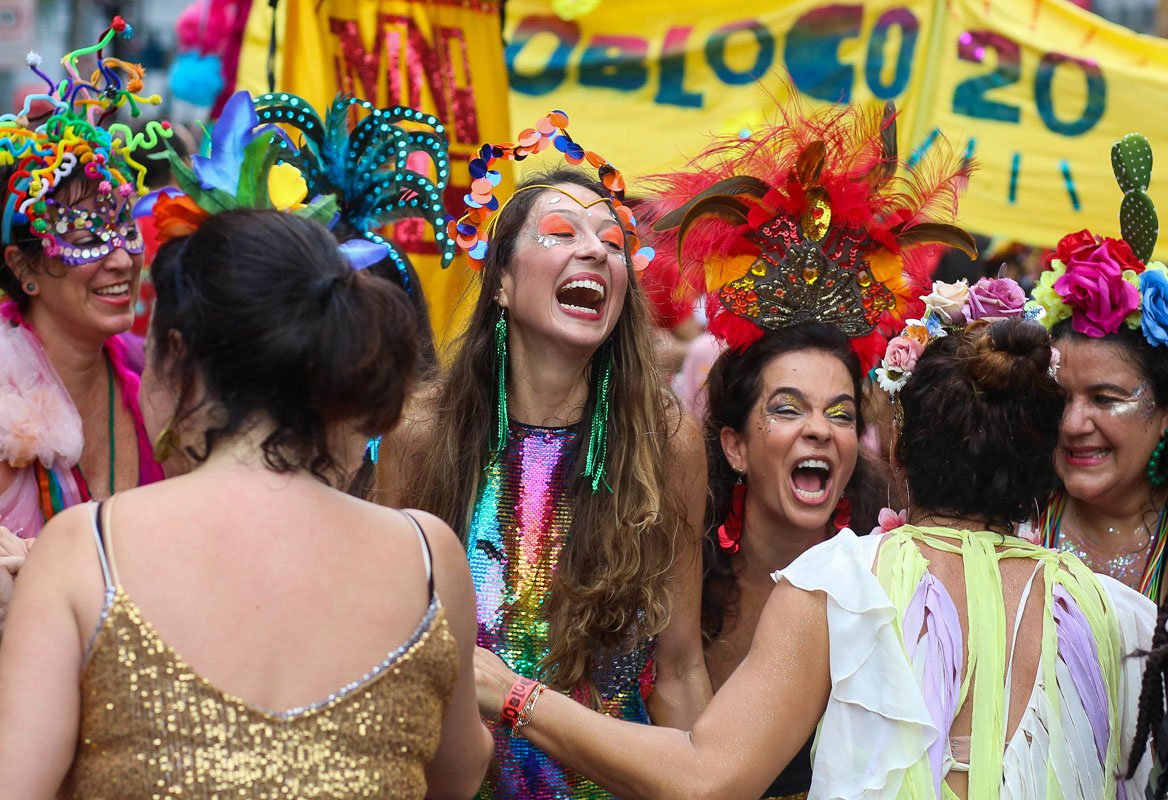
[475,317,1155,799]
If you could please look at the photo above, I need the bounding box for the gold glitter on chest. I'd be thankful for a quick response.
[60,587,457,799]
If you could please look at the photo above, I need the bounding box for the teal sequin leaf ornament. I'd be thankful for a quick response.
[251,92,455,292]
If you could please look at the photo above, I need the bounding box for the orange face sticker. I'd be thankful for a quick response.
[537,216,575,237]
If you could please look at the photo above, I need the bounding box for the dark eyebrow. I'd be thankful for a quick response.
[826,394,856,406]
[766,388,856,406]
[766,387,805,404]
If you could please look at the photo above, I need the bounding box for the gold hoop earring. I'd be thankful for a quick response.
[152,424,181,464]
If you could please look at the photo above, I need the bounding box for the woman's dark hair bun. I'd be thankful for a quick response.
[896,317,1064,529]
[150,208,418,482]
[959,318,1053,393]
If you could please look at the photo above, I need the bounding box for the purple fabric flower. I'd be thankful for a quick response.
[1053,240,1141,336]
[961,277,1027,321]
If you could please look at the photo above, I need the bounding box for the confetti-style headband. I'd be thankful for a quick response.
[449,110,654,273]
[0,16,171,249]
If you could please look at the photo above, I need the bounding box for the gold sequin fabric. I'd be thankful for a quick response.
[60,588,457,799]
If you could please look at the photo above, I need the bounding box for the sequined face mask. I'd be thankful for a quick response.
[42,196,144,266]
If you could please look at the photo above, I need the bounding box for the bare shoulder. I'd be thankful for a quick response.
[397,509,464,568]
[18,504,105,611]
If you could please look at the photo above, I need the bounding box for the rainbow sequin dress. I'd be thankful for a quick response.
[467,422,654,799]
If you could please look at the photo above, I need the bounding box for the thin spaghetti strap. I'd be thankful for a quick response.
[100,497,123,586]
[399,511,434,600]
[87,501,114,591]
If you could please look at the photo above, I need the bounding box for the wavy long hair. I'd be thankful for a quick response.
[404,168,684,697]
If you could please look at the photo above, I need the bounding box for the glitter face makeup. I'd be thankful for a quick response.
[1108,382,1156,420]
[502,184,630,358]
[1055,336,1168,510]
[526,198,628,266]
[723,351,858,536]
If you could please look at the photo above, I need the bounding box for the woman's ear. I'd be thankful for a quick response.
[720,425,746,475]
[496,272,512,309]
[3,245,28,277]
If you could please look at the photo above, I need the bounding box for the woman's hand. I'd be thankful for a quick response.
[474,645,520,720]
[0,527,32,635]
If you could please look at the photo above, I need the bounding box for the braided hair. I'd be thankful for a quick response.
[1128,601,1168,795]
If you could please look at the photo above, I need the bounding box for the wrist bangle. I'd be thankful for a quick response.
[511,682,545,738]
[500,677,540,730]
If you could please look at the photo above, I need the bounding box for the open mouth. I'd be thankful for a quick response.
[556,276,606,319]
[1064,447,1110,465]
[94,281,131,298]
[790,457,833,504]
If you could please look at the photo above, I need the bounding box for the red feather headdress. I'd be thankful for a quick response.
[643,101,975,370]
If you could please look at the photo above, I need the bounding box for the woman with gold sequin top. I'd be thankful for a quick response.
[378,114,710,800]
[0,209,492,798]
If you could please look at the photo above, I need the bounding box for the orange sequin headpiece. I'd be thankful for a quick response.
[450,110,653,273]
[645,101,976,369]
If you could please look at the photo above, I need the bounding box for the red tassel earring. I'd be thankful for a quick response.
[833,496,852,532]
[718,475,747,553]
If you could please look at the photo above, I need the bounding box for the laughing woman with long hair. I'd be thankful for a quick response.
[377,117,709,799]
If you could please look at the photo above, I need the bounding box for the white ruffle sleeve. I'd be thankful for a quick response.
[772,530,937,800]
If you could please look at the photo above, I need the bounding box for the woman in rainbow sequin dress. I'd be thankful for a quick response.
[380,113,710,799]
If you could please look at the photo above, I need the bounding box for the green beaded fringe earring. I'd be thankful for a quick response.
[489,307,613,493]
[582,341,614,493]
[491,308,509,457]
[1148,432,1168,487]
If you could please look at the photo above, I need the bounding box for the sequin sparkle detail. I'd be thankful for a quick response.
[60,588,457,799]
[467,423,654,800]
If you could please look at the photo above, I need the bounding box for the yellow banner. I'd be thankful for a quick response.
[506,0,1168,257]
[236,0,515,350]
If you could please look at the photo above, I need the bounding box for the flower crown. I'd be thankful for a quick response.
[0,16,171,247]
[643,101,975,371]
[449,110,654,273]
[874,276,1049,395]
[1031,133,1168,347]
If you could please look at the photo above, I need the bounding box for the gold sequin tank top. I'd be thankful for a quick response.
[60,502,457,799]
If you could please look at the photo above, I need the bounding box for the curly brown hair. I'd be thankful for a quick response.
[400,168,686,698]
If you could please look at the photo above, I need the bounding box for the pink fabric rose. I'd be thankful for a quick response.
[1053,239,1141,336]
[961,277,1027,321]
[883,336,924,372]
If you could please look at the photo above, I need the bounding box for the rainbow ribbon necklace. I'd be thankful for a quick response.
[1040,492,1168,600]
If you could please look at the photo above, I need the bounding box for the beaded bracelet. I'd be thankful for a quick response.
[500,677,540,730]
[511,682,546,738]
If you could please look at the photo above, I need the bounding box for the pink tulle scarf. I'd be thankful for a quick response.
[0,301,163,537]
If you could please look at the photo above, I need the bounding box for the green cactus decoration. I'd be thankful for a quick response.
[1112,133,1158,262]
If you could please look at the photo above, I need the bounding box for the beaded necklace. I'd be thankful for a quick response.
[1040,492,1168,599]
